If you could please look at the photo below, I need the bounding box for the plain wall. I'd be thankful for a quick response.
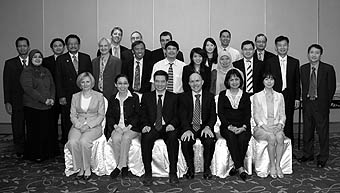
[0,0,339,123]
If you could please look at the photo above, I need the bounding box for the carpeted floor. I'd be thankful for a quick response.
[0,133,340,193]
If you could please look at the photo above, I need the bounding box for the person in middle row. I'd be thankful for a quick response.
[182,47,211,92]
[105,74,140,179]
[179,72,217,180]
[210,50,235,95]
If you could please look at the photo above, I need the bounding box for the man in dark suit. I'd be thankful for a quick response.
[151,31,184,64]
[298,44,336,168]
[254,33,275,62]
[3,37,30,158]
[92,37,121,99]
[122,40,153,94]
[233,40,265,95]
[55,34,92,144]
[43,38,65,152]
[96,26,128,58]
[265,36,300,152]
[179,72,217,180]
[121,31,151,65]
[140,70,179,185]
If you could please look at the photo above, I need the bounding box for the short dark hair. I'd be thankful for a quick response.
[307,44,323,55]
[15,37,30,47]
[275,36,289,45]
[262,71,277,83]
[160,31,172,40]
[241,40,255,50]
[65,34,81,45]
[189,47,207,67]
[202,37,218,64]
[219,29,231,38]
[224,69,244,89]
[111,26,123,36]
[154,70,168,81]
[131,40,145,50]
[114,74,129,84]
[255,33,267,42]
[50,38,65,49]
[165,41,179,50]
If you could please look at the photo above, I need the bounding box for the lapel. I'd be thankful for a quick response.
[316,62,323,88]
[305,63,311,89]
[273,92,279,118]
[77,91,96,112]
[15,57,24,71]
[189,92,194,118]
[151,91,157,113]
[259,91,268,120]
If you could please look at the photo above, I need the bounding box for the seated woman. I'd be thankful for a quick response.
[67,72,105,180]
[218,69,251,181]
[104,74,140,179]
[210,50,235,95]
[182,47,211,92]
[253,72,286,179]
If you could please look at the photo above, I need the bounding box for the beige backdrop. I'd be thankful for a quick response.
[0,0,339,123]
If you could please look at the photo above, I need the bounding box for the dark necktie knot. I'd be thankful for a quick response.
[195,94,201,99]
[158,94,162,99]
[246,60,251,63]
[312,66,316,71]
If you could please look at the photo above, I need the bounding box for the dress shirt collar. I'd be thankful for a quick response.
[115,90,133,100]
[243,57,253,64]
[192,90,202,98]
[19,56,28,65]
[135,57,143,64]
[69,52,78,59]
[278,55,287,62]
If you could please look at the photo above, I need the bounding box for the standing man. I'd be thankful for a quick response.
[265,36,300,153]
[151,31,184,64]
[92,37,122,99]
[122,40,153,94]
[254,34,275,62]
[151,41,186,94]
[298,44,336,168]
[217,29,242,62]
[121,31,151,64]
[55,34,92,144]
[140,70,180,185]
[3,37,30,158]
[96,26,128,58]
[179,73,217,180]
[233,40,265,95]
[43,38,65,154]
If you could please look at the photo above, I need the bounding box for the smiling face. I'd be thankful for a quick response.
[130,32,142,43]
[16,40,30,56]
[219,55,232,68]
[308,47,322,63]
[132,43,145,60]
[192,52,203,65]
[165,45,178,59]
[80,76,92,91]
[31,52,43,66]
[154,75,167,92]
[52,40,65,55]
[275,40,289,57]
[66,38,80,54]
[189,73,204,93]
[205,40,215,54]
[99,39,110,55]
[115,76,129,93]
[228,74,241,89]
[111,29,122,44]
[263,76,275,89]
[160,35,171,49]
[220,32,231,47]
[242,43,255,59]
[255,35,267,51]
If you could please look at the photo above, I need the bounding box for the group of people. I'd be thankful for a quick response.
[3,27,336,185]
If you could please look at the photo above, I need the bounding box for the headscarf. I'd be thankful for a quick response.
[28,49,43,66]
[215,50,234,94]
[28,49,46,78]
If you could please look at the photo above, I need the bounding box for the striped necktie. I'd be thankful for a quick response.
[167,63,174,92]
[246,60,253,93]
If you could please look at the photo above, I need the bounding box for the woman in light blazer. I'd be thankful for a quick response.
[67,72,105,180]
[253,72,286,179]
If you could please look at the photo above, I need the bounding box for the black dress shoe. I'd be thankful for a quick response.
[142,174,153,186]
[298,156,314,163]
[203,172,212,180]
[183,170,195,179]
[317,161,326,168]
[239,172,247,181]
[169,174,179,184]
[15,153,24,159]
[229,167,238,176]
[84,173,91,181]
[121,167,128,178]
[110,168,121,179]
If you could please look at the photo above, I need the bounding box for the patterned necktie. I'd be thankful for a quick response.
[72,55,78,73]
[308,66,317,98]
[134,61,141,91]
[98,58,105,92]
[155,94,163,131]
[193,94,201,132]
[22,59,27,67]
[258,52,263,61]
[167,63,174,92]
[246,60,253,93]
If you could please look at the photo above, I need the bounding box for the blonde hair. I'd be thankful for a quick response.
[76,72,95,89]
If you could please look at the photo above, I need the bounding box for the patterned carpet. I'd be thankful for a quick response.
[0,133,340,193]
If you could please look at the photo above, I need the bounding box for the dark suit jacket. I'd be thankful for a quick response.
[121,48,151,64]
[233,58,265,93]
[182,65,211,92]
[179,91,216,134]
[265,55,301,102]
[104,92,140,140]
[140,91,179,129]
[3,56,25,110]
[301,62,336,113]
[92,55,121,99]
[55,52,92,103]
[43,55,57,81]
[254,50,275,62]
[151,48,184,64]
[96,45,128,58]
[122,52,153,93]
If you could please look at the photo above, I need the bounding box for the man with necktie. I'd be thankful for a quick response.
[96,26,128,58]
[217,29,242,62]
[298,44,336,168]
[140,70,180,186]
[254,34,275,62]
[3,37,30,159]
[179,72,217,180]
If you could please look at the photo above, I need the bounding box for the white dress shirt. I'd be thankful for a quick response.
[217,46,242,62]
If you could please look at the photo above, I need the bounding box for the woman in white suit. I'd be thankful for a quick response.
[253,72,286,179]
[67,72,105,180]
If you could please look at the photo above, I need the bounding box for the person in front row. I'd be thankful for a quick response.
[253,72,286,179]
[140,70,179,186]
[67,72,105,180]
[179,72,217,180]
[105,74,140,179]
[218,69,251,181]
